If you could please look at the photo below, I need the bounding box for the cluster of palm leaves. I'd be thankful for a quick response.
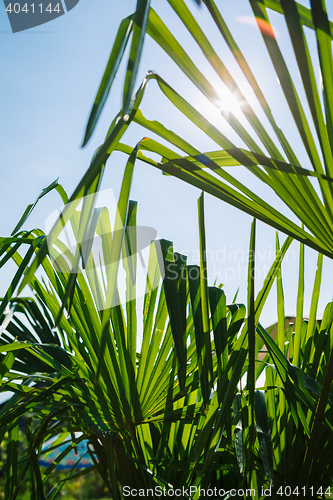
[2,0,333,498]
[81,0,333,258]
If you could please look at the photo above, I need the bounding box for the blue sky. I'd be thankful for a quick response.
[1,0,333,331]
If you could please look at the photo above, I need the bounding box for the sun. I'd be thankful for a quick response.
[216,86,244,116]
[194,84,244,127]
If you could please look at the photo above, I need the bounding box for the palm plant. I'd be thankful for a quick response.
[0,174,303,499]
[2,1,333,497]
[2,173,333,498]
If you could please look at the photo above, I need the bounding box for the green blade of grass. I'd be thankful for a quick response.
[255,390,274,486]
[293,242,304,367]
[310,0,333,155]
[159,240,187,392]
[96,142,140,384]
[122,0,150,115]
[198,192,213,399]
[11,179,64,236]
[83,14,134,146]
[246,218,258,496]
